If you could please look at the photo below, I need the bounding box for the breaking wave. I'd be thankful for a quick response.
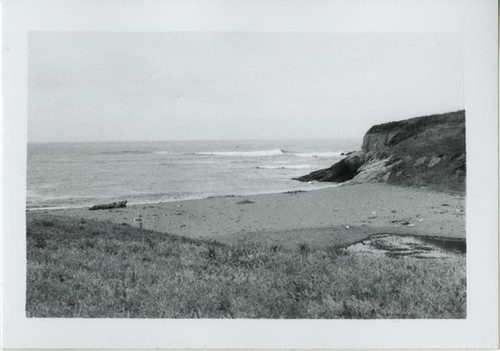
[195,149,285,157]
[194,149,344,158]
[292,151,344,158]
[99,150,150,155]
[256,164,312,170]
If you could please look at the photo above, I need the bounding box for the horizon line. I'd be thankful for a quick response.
[27,136,364,144]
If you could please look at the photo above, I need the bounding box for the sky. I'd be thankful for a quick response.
[28,32,464,142]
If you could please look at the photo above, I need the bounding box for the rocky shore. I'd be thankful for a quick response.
[295,110,466,193]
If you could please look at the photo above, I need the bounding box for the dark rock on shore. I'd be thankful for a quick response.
[89,200,127,211]
[296,150,365,182]
[295,110,466,192]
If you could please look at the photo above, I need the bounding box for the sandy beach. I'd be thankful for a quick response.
[40,183,465,249]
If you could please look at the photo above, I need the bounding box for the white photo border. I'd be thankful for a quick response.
[2,0,498,349]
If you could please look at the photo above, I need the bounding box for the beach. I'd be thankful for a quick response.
[26,182,467,318]
[38,183,465,248]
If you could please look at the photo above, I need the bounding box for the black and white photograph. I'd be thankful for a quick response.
[26,31,467,319]
[1,0,498,349]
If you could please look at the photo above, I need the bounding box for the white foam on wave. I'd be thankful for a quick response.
[27,204,90,211]
[256,164,312,170]
[195,149,284,157]
[193,149,344,158]
[292,151,344,158]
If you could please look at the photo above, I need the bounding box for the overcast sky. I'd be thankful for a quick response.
[28,32,464,142]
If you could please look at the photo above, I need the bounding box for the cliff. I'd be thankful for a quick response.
[295,110,466,193]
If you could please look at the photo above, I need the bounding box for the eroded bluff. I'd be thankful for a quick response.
[294,110,465,192]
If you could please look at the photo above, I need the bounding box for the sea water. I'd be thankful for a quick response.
[27,139,360,209]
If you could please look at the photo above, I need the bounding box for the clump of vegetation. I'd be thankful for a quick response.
[26,212,466,319]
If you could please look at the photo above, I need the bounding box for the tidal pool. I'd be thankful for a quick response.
[346,234,465,259]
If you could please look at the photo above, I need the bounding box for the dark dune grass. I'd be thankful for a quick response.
[26,212,466,319]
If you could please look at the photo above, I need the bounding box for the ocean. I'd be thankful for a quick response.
[27,139,360,209]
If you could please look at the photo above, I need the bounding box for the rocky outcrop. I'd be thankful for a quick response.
[295,110,466,192]
[295,150,365,182]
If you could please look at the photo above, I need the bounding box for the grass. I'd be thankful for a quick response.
[26,212,466,319]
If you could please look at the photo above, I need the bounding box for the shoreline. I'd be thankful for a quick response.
[26,182,341,211]
[35,183,466,248]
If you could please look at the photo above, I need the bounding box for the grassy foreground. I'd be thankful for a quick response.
[26,213,466,318]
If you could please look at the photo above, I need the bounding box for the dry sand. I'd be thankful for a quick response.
[40,183,465,249]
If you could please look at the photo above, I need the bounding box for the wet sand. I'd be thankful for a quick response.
[39,183,465,248]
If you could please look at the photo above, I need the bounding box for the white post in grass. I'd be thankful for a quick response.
[134,215,143,230]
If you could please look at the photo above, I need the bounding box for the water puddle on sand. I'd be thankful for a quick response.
[346,234,465,259]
